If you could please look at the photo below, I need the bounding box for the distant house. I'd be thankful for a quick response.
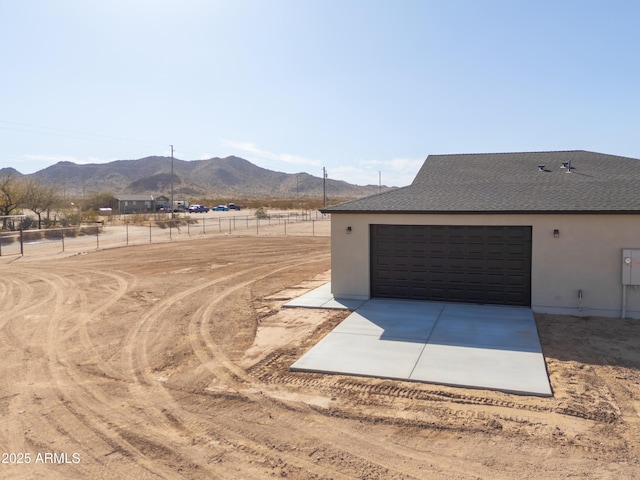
[155,195,170,210]
[321,150,640,319]
[115,195,155,214]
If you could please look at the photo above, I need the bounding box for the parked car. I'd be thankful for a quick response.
[228,203,242,211]
[188,205,210,213]
[213,205,229,211]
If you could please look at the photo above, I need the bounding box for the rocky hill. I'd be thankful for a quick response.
[0,167,24,178]
[25,156,390,199]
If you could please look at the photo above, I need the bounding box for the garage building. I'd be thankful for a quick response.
[321,151,640,318]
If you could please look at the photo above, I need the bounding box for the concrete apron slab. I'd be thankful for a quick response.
[290,298,552,397]
[283,282,367,310]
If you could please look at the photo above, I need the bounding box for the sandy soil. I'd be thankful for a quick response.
[1,236,639,479]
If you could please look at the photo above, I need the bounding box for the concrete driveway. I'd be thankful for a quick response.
[286,286,552,396]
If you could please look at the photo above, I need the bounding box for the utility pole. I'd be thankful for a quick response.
[323,167,327,208]
[379,171,381,194]
[170,145,174,219]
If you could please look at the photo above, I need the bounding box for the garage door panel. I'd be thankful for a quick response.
[375,270,391,280]
[370,225,531,306]
[504,292,529,305]
[466,257,487,269]
[506,274,528,286]
[448,272,468,284]
[467,289,489,303]
[467,273,486,284]
[485,273,506,285]
[505,257,525,267]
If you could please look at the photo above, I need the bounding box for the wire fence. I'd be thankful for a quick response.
[0,211,330,259]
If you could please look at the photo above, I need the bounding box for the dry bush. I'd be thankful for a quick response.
[21,230,43,242]
[129,213,150,224]
[79,226,101,236]
[83,210,99,223]
[63,227,78,238]
[0,234,16,245]
[43,229,63,240]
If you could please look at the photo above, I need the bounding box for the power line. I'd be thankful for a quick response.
[0,120,166,150]
[0,120,223,162]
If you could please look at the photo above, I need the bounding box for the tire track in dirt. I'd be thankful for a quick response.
[186,257,332,385]
[246,350,625,459]
[173,256,451,479]
[181,258,394,478]
[0,270,56,331]
[0,268,67,464]
[250,353,615,421]
[3,252,339,479]
[2,266,181,479]
[117,256,355,478]
[2,268,98,479]
[5,236,637,479]
[114,251,429,479]
[35,268,180,479]
[594,365,640,459]
[116,263,273,479]
[57,267,136,381]
[115,250,554,478]
[0,274,25,322]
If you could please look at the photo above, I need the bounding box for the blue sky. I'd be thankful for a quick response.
[1,0,639,187]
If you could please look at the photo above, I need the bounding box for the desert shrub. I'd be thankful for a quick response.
[22,230,43,242]
[79,226,101,236]
[63,227,78,238]
[20,217,36,230]
[83,209,99,223]
[255,207,269,219]
[0,234,16,245]
[61,213,82,227]
[129,213,149,224]
[43,229,63,240]
[156,218,187,229]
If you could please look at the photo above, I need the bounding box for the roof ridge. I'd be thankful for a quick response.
[428,150,587,157]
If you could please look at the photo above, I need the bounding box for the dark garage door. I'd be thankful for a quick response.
[370,225,532,306]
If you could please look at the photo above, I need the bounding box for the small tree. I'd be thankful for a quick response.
[0,174,28,230]
[83,192,117,211]
[23,178,60,229]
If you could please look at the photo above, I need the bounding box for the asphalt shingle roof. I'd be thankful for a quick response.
[323,151,640,214]
[115,195,155,201]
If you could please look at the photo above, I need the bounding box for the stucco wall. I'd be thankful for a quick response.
[329,213,640,319]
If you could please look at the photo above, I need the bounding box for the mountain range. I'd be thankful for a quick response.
[1,156,391,200]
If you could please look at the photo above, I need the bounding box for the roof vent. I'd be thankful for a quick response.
[560,160,574,173]
[538,165,546,172]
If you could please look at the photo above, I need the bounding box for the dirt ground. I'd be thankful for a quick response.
[1,236,639,479]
